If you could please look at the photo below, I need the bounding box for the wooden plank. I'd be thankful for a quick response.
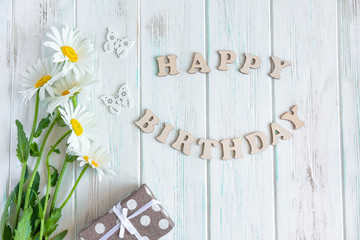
[207,0,275,239]
[140,0,207,239]
[272,0,344,239]
[10,0,75,238]
[338,0,360,238]
[75,0,140,237]
[0,0,12,214]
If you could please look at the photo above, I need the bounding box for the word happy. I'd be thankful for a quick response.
[135,106,304,160]
[156,51,291,79]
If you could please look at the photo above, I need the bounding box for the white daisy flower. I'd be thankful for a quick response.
[43,71,95,113]
[69,140,115,181]
[43,26,95,78]
[19,58,63,102]
[59,102,97,149]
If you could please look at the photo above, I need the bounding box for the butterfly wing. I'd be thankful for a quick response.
[117,84,133,108]
[116,37,135,58]
[100,95,121,115]
[123,98,133,108]
[100,95,116,107]
[104,28,120,52]
[109,105,121,115]
[104,41,114,52]
[105,28,119,42]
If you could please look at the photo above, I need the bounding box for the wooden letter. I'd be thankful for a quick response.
[220,139,243,160]
[156,55,179,77]
[269,56,291,79]
[134,109,159,133]
[245,131,269,154]
[240,53,262,74]
[217,50,236,71]
[171,130,195,156]
[156,122,175,143]
[270,122,292,145]
[198,138,218,159]
[280,105,304,130]
[188,52,210,74]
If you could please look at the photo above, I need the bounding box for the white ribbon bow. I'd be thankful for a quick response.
[113,205,137,238]
[99,199,159,240]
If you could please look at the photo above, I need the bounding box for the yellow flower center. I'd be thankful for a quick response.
[91,160,98,168]
[61,46,78,62]
[83,156,89,162]
[70,119,83,136]
[35,75,51,88]
[62,90,70,96]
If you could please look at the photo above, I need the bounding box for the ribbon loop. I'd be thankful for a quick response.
[100,199,160,240]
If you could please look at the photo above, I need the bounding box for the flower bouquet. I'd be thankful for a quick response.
[0,26,114,240]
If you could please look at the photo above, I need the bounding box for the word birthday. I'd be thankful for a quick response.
[135,106,304,160]
[156,51,291,79]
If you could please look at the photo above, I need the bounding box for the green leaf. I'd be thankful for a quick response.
[27,171,40,209]
[51,230,68,240]
[53,148,61,154]
[44,208,62,237]
[16,120,30,163]
[50,165,59,187]
[65,154,77,163]
[30,142,40,157]
[0,192,13,239]
[14,206,33,240]
[13,166,29,209]
[34,114,51,138]
[56,117,67,127]
[31,196,45,233]
[3,225,12,240]
[32,171,40,193]
[32,219,40,235]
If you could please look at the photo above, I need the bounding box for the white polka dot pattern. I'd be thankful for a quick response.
[140,215,151,226]
[158,219,169,229]
[95,223,105,234]
[127,199,137,210]
[142,237,150,240]
[152,204,161,212]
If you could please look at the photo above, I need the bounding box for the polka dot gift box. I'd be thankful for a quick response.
[78,184,174,240]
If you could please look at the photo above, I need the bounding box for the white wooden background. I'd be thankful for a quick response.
[0,0,359,239]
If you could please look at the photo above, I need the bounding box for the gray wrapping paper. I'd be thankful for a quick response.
[78,184,174,240]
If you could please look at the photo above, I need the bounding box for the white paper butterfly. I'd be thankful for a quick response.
[103,28,135,58]
[100,84,133,115]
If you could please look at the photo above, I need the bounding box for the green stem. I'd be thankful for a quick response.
[39,130,71,240]
[49,160,68,213]
[60,165,88,210]
[54,94,79,209]
[71,95,77,107]
[44,131,71,209]
[29,90,40,144]
[14,91,40,227]
[39,220,44,240]
[14,162,27,229]
[24,111,60,210]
